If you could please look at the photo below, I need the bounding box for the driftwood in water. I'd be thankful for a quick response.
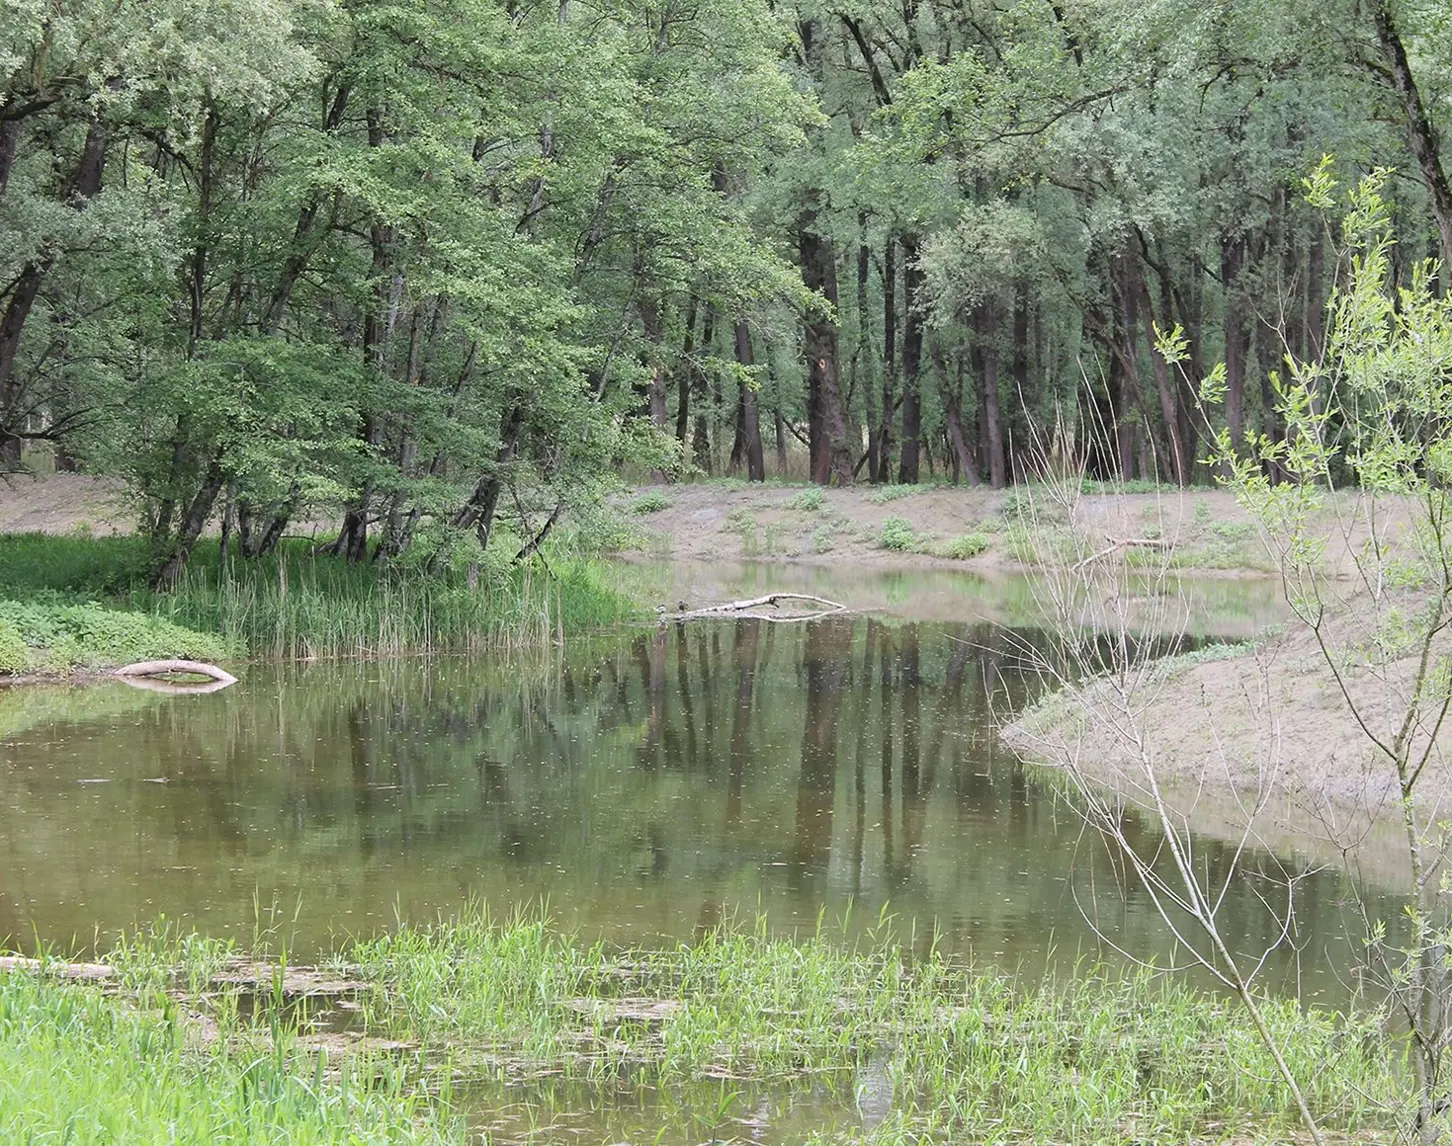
[0,956,114,980]
[1074,536,1171,571]
[669,592,849,624]
[114,659,238,693]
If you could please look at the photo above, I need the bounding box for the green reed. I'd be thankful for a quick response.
[139,541,637,659]
[342,908,1399,1143]
[0,532,640,664]
[0,964,459,1145]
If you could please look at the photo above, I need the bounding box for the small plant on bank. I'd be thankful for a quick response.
[630,491,671,514]
[939,533,990,560]
[789,487,824,512]
[0,617,30,673]
[879,517,916,551]
[868,483,932,505]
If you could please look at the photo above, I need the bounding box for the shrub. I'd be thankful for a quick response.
[941,533,991,560]
[0,618,30,674]
[630,491,671,514]
[789,487,824,511]
[0,600,233,670]
[880,517,916,551]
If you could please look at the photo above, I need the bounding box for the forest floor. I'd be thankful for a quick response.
[0,472,1387,580]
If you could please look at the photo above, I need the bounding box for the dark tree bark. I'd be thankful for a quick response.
[733,320,765,481]
[676,297,697,444]
[897,234,924,483]
[932,340,979,484]
[1222,235,1249,455]
[877,237,897,483]
[973,303,1007,488]
[798,206,854,486]
[0,114,108,469]
[1369,0,1452,268]
[692,308,714,472]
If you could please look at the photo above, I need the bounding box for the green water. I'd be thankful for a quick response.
[1,603,1370,993]
[0,566,1396,1144]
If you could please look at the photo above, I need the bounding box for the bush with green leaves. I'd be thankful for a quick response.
[0,617,30,674]
[789,487,824,511]
[0,600,233,671]
[880,517,916,551]
[631,491,672,514]
[940,533,990,560]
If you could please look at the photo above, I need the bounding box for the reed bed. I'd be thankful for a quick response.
[0,966,458,1145]
[343,908,1398,1143]
[0,533,639,665]
[3,909,1403,1144]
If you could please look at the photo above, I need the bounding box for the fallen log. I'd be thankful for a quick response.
[668,593,849,624]
[114,659,238,688]
[0,956,114,980]
[1074,536,1172,571]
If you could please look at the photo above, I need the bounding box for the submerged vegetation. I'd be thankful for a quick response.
[0,910,1402,1145]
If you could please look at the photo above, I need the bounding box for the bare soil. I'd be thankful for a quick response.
[625,480,1285,576]
[0,473,128,535]
[1003,601,1452,890]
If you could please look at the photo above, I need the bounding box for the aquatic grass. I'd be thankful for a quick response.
[0,533,641,664]
[338,910,1400,1142]
[138,541,638,660]
[0,968,458,1145]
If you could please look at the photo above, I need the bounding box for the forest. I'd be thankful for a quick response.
[3,0,1450,579]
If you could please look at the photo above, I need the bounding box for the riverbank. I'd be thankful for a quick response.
[1002,589,1452,889]
[0,531,637,674]
[0,472,1376,579]
[0,912,1400,1145]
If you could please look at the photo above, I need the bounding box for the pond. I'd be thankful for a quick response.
[0,567,1377,1007]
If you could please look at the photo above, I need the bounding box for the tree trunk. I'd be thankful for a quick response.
[692,308,714,473]
[1222,235,1249,455]
[897,234,924,484]
[1370,0,1452,268]
[932,340,979,484]
[734,320,765,482]
[973,303,1006,488]
[0,114,108,469]
[798,207,854,486]
[877,237,897,483]
[1127,255,1188,485]
[676,297,697,444]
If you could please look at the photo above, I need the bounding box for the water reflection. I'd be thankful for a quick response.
[0,618,1377,1001]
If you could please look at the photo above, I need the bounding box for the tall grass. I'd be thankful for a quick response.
[0,967,458,1145]
[344,909,1399,1142]
[141,541,636,659]
[0,533,640,663]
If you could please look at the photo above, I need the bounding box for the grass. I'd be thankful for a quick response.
[789,486,825,511]
[0,963,458,1145]
[1,909,1405,1144]
[0,533,641,669]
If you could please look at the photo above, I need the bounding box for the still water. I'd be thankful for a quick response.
[0,585,1375,1005]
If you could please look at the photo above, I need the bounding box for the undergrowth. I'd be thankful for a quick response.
[3,909,1402,1145]
[0,533,640,667]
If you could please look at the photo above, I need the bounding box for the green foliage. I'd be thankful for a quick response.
[0,970,456,1146]
[0,600,232,670]
[342,910,1394,1140]
[868,484,934,505]
[939,533,991,560]
[0,617,30,673]
[789,487,825,511]
[879,517,917,550]
[630,491,672,515]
